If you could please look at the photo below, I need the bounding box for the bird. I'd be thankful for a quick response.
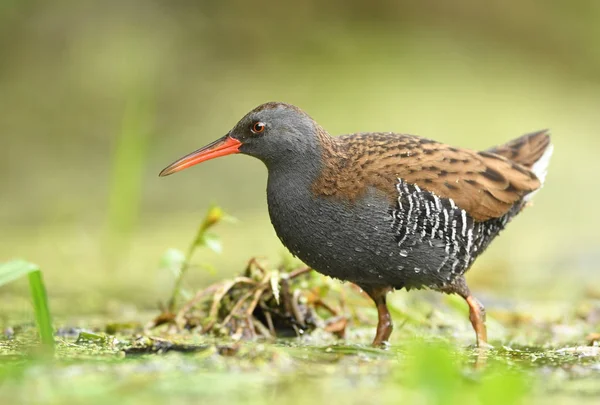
[160,102,553,348]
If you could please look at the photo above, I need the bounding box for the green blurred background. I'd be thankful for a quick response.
[1,0,599,319]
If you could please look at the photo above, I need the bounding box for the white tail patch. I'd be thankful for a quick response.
[524,143,554,202]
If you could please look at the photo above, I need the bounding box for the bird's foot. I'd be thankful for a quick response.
[371,339,391,350]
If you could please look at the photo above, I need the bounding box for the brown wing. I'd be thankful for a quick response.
[395,139,541,221]
[314,132,541,222]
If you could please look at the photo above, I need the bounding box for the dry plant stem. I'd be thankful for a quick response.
[203,277,258,332]
[279,278,294,316]
[314,299,339,316]
[291,289,305,327]
[288,267,312,279]
[247,258,268,276]
[203,280,239,332]
[323,316,348,337]
[174,283,221,326]
[252,317,273,338]
[244,284,270,318]
[263,308,276,336]
[171,263,348,340]
[245,316,256,339]
[277,277,302,336]
[149,312,176,329]
[220,290,257,328]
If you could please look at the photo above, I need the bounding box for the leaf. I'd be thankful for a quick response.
[202,233,222,254]
[221,213,238,224]
[160,248,186,276]
[270,270,281,305]
[0,260,39,286]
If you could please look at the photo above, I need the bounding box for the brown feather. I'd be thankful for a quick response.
[313,130,542,222]
[486,130,551,169]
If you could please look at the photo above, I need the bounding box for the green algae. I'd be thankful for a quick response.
[1,312,599,405]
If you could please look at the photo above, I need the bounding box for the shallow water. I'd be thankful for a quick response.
[2,294,599,405]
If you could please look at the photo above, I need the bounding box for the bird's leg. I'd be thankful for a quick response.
[361,285,394,347]
[465,295,487,347]
[444,276,488,347]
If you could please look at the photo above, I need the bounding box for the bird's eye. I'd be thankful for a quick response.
[251,122,266,134]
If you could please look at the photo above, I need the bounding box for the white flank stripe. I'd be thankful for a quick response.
[431,213,440,238]
[466,227,473,253]
[443,208,449,235]
[451,219,457,254]
[451,258,460,273]
[433,194,442,210]
[437,256,448,273]
[412,196,420,232]
[406,193,413,228]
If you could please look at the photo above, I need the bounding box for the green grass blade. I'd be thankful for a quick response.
[103,88,154,268]
[0,260,54,353]
[28,270,55,350]
[0,259,39,286]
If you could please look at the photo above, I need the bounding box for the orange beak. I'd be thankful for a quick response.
[159,135,242,177]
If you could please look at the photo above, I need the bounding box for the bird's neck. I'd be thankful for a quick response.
[265,127,346,262]
[266,125,342,188]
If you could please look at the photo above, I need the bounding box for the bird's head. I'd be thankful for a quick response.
[159,102,321,177]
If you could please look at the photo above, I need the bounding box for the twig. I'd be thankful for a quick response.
[246,258,269,278]
[220,290,256,328]
[314,299,339,316]
[203,277,258,332]
[279,277,294,317]
[288,266,312,279]
[243,278,270,318]
[252,317,273,339]
[245,315,256,339]
[291,289,306,328]
[263,307,276,336]
[174,283,221,327]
